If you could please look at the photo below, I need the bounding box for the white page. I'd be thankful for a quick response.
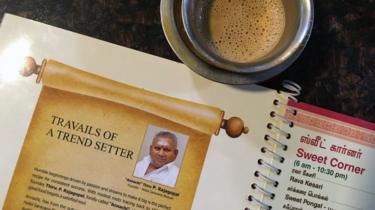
[0,14,277,209]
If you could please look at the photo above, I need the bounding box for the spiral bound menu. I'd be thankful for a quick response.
[0,15,374,210]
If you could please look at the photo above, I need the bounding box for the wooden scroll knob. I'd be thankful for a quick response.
[19,56,39,77]
[221,117,249,138]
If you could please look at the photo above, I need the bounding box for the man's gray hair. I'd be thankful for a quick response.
[153,131,178,146]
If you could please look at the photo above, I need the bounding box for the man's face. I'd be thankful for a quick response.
[149,136,178,169]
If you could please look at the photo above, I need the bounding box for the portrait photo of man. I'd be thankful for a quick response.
[134,126,188,188]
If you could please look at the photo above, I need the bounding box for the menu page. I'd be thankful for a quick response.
[0,14,274,209]
[267,101,375,210]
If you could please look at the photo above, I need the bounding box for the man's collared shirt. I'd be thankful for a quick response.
[134,155,179,187]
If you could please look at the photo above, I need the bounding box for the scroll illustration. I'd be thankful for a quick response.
[4,58,248,210]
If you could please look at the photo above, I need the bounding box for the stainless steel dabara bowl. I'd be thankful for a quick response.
[181,0,314,74]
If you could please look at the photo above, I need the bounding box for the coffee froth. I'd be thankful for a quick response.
[208,0,285,63]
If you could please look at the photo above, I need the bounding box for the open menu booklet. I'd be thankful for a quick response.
[1,14,374,210]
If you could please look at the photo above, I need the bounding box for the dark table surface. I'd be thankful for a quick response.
[1,0,374,122]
